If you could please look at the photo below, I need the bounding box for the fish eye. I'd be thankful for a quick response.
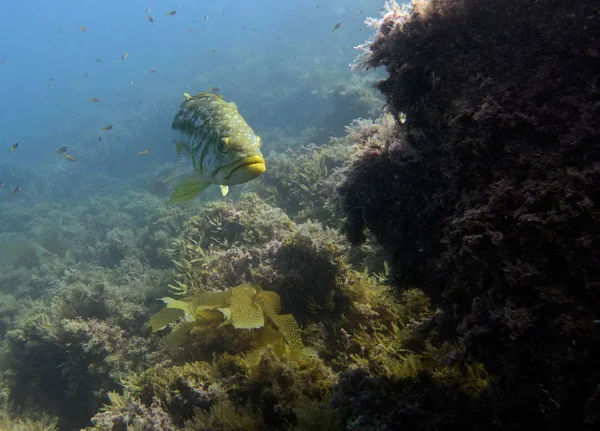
[256,136,261,149]
[219,136,230,152]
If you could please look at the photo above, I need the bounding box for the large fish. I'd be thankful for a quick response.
[168,92,265,203]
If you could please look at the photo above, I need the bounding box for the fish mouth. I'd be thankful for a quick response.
[226,155,266,183]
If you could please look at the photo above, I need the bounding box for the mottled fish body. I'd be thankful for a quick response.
[168,92,265,203]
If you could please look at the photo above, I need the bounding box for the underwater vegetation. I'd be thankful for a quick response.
[0,412,58,431]
[251,142,348,228]
[0,0,595,429]
[340,0,600,428]
[150,283,305,357]
[0,186,489,430]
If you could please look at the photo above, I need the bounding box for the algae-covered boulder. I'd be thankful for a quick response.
[340,0,600,428]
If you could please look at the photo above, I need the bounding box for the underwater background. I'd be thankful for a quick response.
[0,0,598,430]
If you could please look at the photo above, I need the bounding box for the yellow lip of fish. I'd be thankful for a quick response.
[226,155,266,182]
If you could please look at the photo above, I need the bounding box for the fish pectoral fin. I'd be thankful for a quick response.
[166,150,194,183]
[168,173,211,204]
[220,185,229,196]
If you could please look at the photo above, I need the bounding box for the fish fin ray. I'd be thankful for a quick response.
[168,173,211,204]
[166,150,194,183]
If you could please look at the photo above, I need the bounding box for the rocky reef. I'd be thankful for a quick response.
[339,0,600,428]
[0,188,488,430]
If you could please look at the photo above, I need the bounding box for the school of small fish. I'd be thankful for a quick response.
[1,4,357,199]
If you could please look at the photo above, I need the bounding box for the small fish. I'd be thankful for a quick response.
[8,143,19,152]
[89,97,100,102]
[49,78,54,81]
[357,9,363,13]
[48,85,54,89]
[185,28,192,32]
[11,186,21,195]
[98,133,102,142]
[138,150,150,155]
[101,125,114,131]
[1,60,8,64]
[332,23,342,31]
[209,49,216,53]
[121,52,129,60]
[85,73,89,77]
[55,146,69,154]
[63,154,76,162]
[204,15,208,20]
[166,10,177,16]
[79,25,87,32]
[147,15,153,23]
[168,92,265,202]
[148,69,157,73]
[129,80,135,85]
[209,87,220,92]
[146,8,151,12]
[95,58,102,62]
[0,182,4,188]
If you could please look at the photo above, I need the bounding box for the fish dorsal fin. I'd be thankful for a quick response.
[183,92,192,101]
[168,171,211,204]
[220,185,229,196]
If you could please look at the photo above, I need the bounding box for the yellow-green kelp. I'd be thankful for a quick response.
[150,283,304,357]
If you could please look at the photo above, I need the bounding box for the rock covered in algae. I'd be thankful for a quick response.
[340,0,600,428]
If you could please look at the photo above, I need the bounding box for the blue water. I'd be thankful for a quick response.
[0,0,382,203]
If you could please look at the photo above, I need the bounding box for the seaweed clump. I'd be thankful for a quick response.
[339,0,600,428]
[115,349,339,431]
[83,391,177,431]
[0,411,58,431]
[0,249,168,429]
[150,284,304,357]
